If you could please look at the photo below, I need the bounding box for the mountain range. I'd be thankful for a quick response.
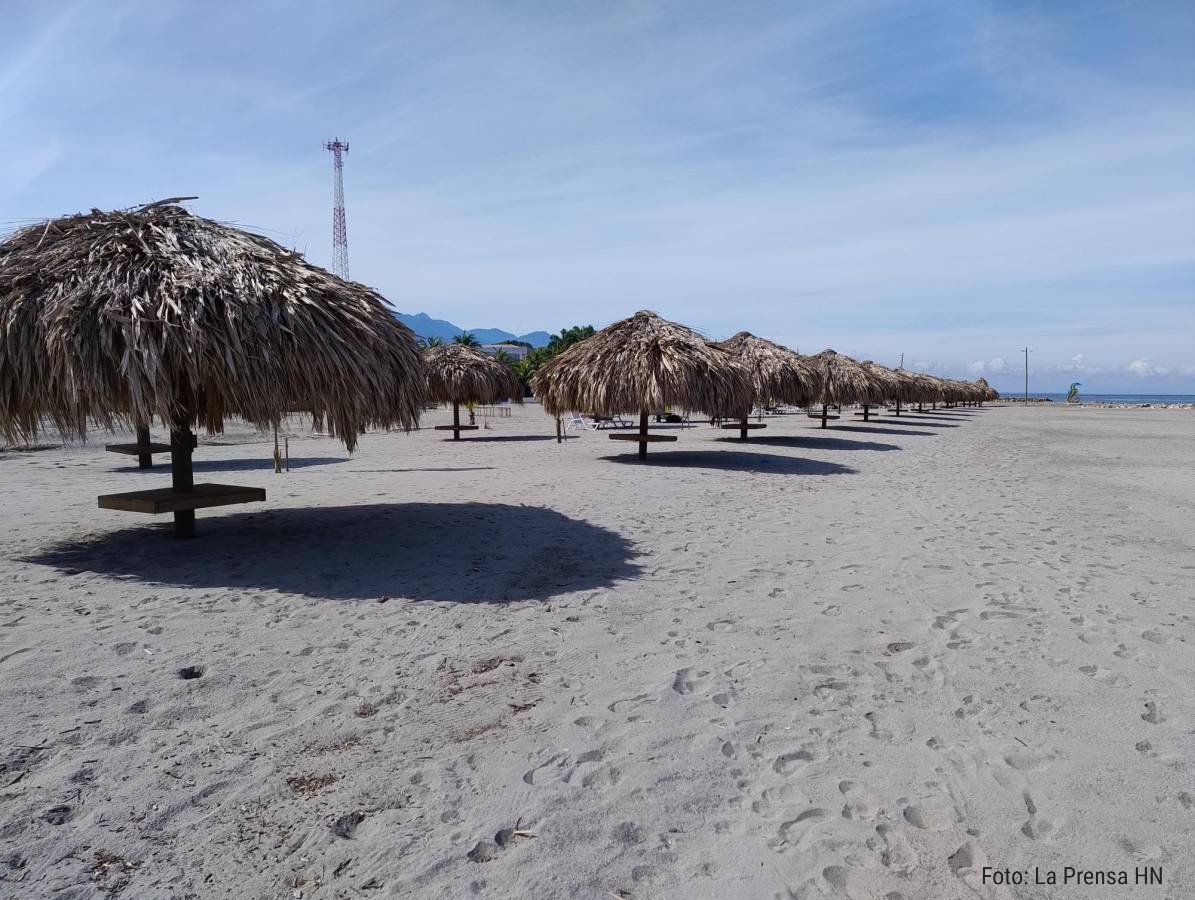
[392,312,552,348]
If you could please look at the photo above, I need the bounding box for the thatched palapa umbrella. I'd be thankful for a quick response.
[858,361,902,421]
[0,200,425,537]
[712,332,822,439]
[424,343,522,439]
[531,310,753,459]
[808,350,884,428]
[975,377,998,403]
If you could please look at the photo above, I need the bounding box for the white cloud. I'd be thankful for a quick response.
[1126,358,1169,378]
[1050,353,1103,376]
[966,357,1009,376]
[1181,364,1195,377]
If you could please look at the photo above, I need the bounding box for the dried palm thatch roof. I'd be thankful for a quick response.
[975,377,999,400]
[713,332,823,408]
[424,343,522,405]
[531,310,753,417]
[893,368,942,403]
[0,201,425,451]
[859,361,904,403]
[808,349,886,406]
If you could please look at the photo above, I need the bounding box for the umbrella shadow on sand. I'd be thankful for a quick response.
[110,457,348,474]
[25,503,639,604]
[600,450,856,475]
[453,434,578,443]
[715,435,900,452]
[828,425,937,437]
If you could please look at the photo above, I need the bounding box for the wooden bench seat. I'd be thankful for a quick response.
[721,423,767,430]
[434,424,480,431]
[105,442,172,456]
[608,433,678,443]
[98,483,266,514]
[808,413,840,420]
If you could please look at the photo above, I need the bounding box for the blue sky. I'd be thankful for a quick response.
[3,0,1193,394]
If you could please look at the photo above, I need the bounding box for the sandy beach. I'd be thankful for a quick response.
[1,404,1191,899]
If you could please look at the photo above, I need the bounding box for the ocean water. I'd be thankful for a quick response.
[1017,393,1195,404]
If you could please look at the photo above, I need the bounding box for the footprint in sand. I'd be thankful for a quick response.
[839,780,881,820]
[725,660,764,679]
[768,808,830,853]
[901,795,959,831]
[1020,793,1063,840]
[1141,700,1167,724]
[523,753,570,785]
[751,782,803,818]
[672,668,708,695]
[1003,746,1055,773]
[865,710,913,741]
[608,693,657,713]
[1077,665,1128,687]
[773,750,814,776]
[711,691,734,709]
[876,823,919,874]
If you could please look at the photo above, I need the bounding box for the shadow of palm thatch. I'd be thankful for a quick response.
[869,418,959,427]
[599,450,856,475]
[25,503,639,604]
[348,466,497,474]
[715,435,900,452]
[824,425,936,436]
[455,434,578,443]
[112,457,348,474]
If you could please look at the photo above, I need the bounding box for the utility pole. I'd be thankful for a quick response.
[1022,347,1030,402]
[324,138,350,279]
[899,352,904,369]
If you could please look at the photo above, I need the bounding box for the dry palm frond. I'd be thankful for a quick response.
[892,368,942,404]
[713,332,823,409]
[424,343,522,405]
[530,310,753,417]
[0,202,425,450]
[975,377,999,400]
[859,360,905,403]
[808,349,887,406]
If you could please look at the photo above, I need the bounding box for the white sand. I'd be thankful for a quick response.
[1,404,1191,898]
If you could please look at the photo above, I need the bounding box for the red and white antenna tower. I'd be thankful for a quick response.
[323,138,350,279]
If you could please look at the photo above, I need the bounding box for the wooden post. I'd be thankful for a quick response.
[820,403,828,429]
[555,415,562,444]
[452,401,461,440]
[739,414,749,440]
[894,399,902,416]
[170,423,195,539]
[135,422,152,469]
[638,409,649,460]
[862,404,870,422]
[273,424,281,474]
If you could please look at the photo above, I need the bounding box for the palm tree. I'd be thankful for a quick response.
[419,335,445,349]
[453,333,481,347]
